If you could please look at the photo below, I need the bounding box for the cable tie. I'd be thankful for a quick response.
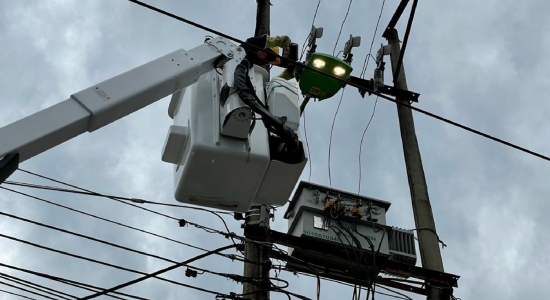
[184,268,198,278]
[130,198,146,204]
[413,228,447,249]
[224,232,237,239]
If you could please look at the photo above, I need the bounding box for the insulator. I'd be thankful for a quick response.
[374,68,383,89]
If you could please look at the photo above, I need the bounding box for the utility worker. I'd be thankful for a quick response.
[241,35,295,80]
[233,35,300,155]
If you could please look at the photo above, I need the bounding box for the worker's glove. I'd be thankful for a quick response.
[266,35,291,58]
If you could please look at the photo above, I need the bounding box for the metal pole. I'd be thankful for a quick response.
[254,0,271,38]
[386,28,448,300]
[255,0,271,76]
[243,3,271,299]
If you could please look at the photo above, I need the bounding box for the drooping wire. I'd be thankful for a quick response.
[5,179,231,216]
[0,280,57,300]
[299,0,321,61]
[1,183,275,261]
[410,227,447,248]
[80,245,237,300]
[128,0,550,164]
[335,222,380,300]
[0,231,239,298]
[328,88,346,187]
[302,110,312,181]
[282,271,412,300]
[0,273,75,300]
[14,170,233,217]
[0,210,183,265]
[0,288,37,300]
[12,169,280,251]
[376,285,414,300]
[0,186,250,264]
[328,225,361,300]
[0,262,148,300]
[270,251,322,300]
[358,96,379,194]
[332,0,353,56]
[360,0,386,78]
[15,169,237,245]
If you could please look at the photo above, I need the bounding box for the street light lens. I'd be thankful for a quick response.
[312,58,326,68]
[333,66,346,76]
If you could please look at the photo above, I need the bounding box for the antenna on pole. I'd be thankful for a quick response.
[305,26,324,61]
[343,34,361,64]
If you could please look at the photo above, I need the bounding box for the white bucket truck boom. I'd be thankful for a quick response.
[0,36,307,212]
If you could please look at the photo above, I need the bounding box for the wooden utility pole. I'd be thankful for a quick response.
[386,28,449,300]
[242,2,271,300]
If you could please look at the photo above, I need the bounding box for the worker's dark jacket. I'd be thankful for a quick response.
[241,35,268,67]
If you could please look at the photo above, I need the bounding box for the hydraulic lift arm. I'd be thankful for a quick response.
[0,36,237,182]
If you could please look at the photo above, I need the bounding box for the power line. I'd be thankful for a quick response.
[13,170,274,250]
[0,186,262,263]
[284,270,412,300]
[6,175,236,244]
[0,210,181,265]
[80,244,238,300]
[328,88,346,187]
[0,262,147,300]
[125,0,550,164]
[302,110,312,181]
[0,280,57,300]
[4,178,231,216]
[0,231,240,297]
[297,0,321,185]
[0,186,211,254]
[332,0,353,56]
[0,273,75,300]
[16,169,233,217]
[0,288,37,300]
[376,284,414,300]
[360,0,386,78]
[392,0,418,84]
[0,186,262,264]
[0,208,265,291]
[15,169,237,245]
[358,96,379,194]
[299,0,321,62]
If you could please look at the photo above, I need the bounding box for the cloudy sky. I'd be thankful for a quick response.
[1,0,549,299]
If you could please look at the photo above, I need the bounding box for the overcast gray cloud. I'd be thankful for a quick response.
[1,0,550,299]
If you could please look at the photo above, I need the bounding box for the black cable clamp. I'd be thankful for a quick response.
[178,219,187,227]
[184,268,198,278]
[224,232,237,240]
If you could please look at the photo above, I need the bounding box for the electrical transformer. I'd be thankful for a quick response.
[284,181,417,274]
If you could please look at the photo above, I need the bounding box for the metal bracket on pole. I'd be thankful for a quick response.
[246,225,460,294]
[382,0,410,38]
[348,76,420,102]
[380,0,418,83]
[245,205,270,228]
